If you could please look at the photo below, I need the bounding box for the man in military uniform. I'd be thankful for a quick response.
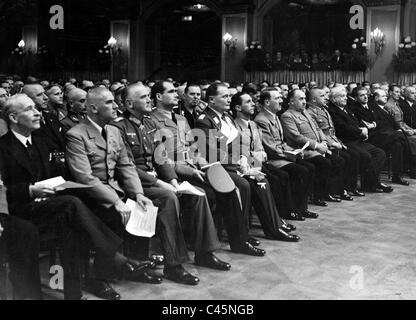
[111,83,232,271]
[307,87,359,199]
[153,81,265,256]
[61,88,87,133]
[46,85,67,121]
[176,84,207,129]
[66,87,200,289]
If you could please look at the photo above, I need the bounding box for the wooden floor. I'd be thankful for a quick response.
[8,174,416,300]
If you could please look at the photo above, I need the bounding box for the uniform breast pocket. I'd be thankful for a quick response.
[85,145,98,159]
[296,121,310,132]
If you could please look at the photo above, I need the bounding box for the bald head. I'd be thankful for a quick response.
[124,84,152,114]
[67,88,87,114]
[86,87,118,126]
[22,84,48,110]
[308,87,327,107]
[374,89,388,105]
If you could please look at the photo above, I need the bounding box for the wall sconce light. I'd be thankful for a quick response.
[370,27,385,55]
[12,40,28,55]
[99,36,122,56]
[223,33,237,53]
[18,40,25,50]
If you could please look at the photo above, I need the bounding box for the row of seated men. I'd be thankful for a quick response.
[0,78,413,300]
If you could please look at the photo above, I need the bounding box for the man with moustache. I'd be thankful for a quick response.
[255,88,319,219]
[66,87,200,287]
[61,88,88,133]
[280,89,334,207]
[230,92,300,241]
[197,84,296,243]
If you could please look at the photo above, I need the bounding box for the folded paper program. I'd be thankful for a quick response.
[35,176,92,191]
[125,199,158,238]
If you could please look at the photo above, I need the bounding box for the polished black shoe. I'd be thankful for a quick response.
[85,279,121,300]
[281,223,295,233]
[285,212,306,221]
[340,191,354,201]
[409,173,416,179]
[349,189,365,197]
[134,271,163,284]
[266,229,300,242]
[247,237,261,247]
[149,255,165,267]
[164,265,200,286]
[195,253,231,271]
[326,194,342,203]
[232,242,266,256]
[282,221,296,231]
[301,210,319,219]
[311,199,328,207]
[122,260,154,282]
[392,175,410,186]
[375,183,394,193]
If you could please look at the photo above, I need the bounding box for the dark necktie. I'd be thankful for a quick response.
[171,112,177,125]
[26,140,34,158]
[247,122,255,152]
[101,128,107,142]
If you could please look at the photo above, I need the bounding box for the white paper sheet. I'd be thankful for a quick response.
[35,176,66,188]
[125,199,158,238]
[177,181,205,197]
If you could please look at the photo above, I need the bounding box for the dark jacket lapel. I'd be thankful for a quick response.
[5,131,34,178]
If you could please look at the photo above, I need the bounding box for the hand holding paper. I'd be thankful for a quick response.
[125,199,158,238]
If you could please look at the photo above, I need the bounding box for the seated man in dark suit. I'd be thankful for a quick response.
[66,87,200,287]
[399,86,416,130]
[327,86,392,193]
[307,87,359,199]
[23,84,66,177]
[0,179,41,300]
[0,94,154,300]
[350,87,409,185]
